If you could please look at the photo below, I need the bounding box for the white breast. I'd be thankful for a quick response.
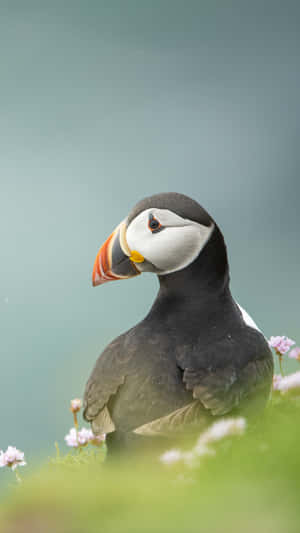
[236,302,261,332]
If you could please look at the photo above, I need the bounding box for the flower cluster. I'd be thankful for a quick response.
[289,347,300,361]
[70,398,82,413]
[273,374,282,391]
[0,446,26,471]
[272,372,300,395]
[269,336,300,394]
[268,336,295,356]
[0,396,105,483]
[65,398,105,449]
[196,418,246,446]
[269,335,299,382]
[160,417,246,467]
[65,427,105,448]
[160,449,182,465]
[70,398,83,430]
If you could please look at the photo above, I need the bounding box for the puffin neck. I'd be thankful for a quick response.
[153,225,230,309]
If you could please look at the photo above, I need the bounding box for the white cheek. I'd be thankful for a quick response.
[127,222,213,274]
[147,226,202,273]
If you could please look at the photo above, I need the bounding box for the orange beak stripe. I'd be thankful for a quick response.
[92,232,121,286]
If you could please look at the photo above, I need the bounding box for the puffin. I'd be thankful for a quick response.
[83,193,273,453]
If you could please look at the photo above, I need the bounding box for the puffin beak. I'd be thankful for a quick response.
[92,221,144,287]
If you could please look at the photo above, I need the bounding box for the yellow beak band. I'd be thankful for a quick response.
[130,250,145,263]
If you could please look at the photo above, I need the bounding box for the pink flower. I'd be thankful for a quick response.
[0,446,26,471]
[77,428,94,446]
[64,428,79,448]
[289,347,300,361]
[89,433,106,447]
[160,418,246,469]
[268,336,295,355]
[273,374,282,391]
[197,418,246,447]
[70,398,82,413]
[64,427,105,448]
[277,371,300,394]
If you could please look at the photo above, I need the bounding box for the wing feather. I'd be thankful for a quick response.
[178,327,273,417]
[133,400,211,436]
[83,336,128,434]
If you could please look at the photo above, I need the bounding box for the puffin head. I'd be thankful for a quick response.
[92,192,226,287]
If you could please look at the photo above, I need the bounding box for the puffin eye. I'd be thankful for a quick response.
[148,214,162,233]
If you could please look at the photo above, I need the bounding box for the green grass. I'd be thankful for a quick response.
[1,395,300,532]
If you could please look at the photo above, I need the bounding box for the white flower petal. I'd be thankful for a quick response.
[160,449,182,465]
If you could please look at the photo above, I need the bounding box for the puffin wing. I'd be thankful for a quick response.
[133,400,211,436]
[133,357,271,436]
[134,328,273,437]
[177,326,273,416]
[83,336,128,434]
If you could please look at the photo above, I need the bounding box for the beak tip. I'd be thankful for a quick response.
[92,279,104,287]
[92,269,102,287]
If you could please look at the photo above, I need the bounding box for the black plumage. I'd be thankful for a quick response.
[84,193,273,452]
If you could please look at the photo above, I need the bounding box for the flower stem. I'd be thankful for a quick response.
[15,469,22,484]
[55,441,60,458]
[279,355,284,377]
[73,412,78,430]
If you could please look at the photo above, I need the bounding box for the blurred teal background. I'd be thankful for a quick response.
[0,1,299,459]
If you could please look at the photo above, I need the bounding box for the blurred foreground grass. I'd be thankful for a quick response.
[1,397,300,533]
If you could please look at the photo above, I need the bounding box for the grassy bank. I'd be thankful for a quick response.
[0,396,299,533]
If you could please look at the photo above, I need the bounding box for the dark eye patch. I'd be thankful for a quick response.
[148,213,163,234]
